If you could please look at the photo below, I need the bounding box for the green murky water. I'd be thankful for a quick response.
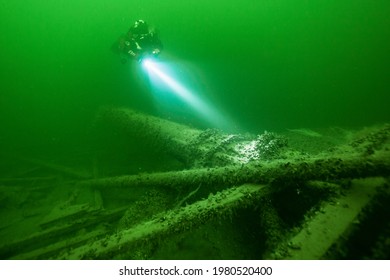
[1,0,389,154]
[0,0,389,259]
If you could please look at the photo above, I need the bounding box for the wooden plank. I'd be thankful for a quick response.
[272,177,386,259]
[79,150,390,193]
[0,207,127,259]
[59,184,269,259]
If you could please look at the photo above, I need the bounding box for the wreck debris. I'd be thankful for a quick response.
[78,149,390,194]
[59,184,268,259]
[96,107,288,167]
[0,206,127,259]
[268,177,388,260]
[1,108,390,260]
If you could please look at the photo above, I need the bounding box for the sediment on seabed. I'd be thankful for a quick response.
[0,107,389,259]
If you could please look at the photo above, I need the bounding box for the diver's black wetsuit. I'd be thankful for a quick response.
[116,20,163,61]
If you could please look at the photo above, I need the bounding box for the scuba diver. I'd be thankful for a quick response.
[114,19,163,63]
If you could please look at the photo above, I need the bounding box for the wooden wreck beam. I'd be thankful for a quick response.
[0,207,127,260]
[267,177,388,260]
[59,184,269,259]
[96,107,292,167]
[79,150,390,192]
[96,107,202,164]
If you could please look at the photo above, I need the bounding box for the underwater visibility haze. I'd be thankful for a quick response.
[0,0,390,260]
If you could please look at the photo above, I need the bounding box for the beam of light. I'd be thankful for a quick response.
[142,58,232,130]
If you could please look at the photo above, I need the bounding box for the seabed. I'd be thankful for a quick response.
[0,108,389,260]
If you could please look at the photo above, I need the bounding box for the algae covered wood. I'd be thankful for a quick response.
[0,207,128,260]
[2,107,389,260]
[92,109,390,192]
[59,184,269,259]
[79,150,390,192]
[96,107,288,167]
[268,178,388,259]
[96,107,202,164]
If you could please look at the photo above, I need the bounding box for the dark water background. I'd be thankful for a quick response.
[1,0,389,160]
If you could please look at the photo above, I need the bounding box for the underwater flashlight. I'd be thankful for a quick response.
[142,58,231,129]
[142,59,196,103]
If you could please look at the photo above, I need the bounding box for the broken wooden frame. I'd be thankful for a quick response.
[1,108,389,259]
